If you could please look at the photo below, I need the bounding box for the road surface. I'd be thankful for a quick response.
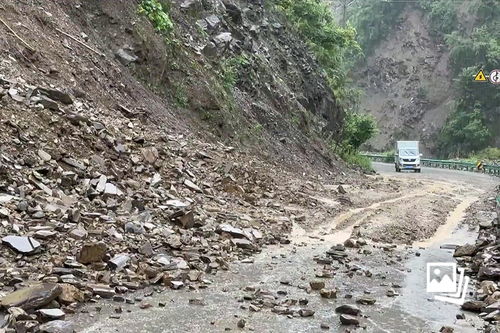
[72,164,499,332]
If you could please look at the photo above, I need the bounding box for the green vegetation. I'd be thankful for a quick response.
[468,147,500,163]
[350,1,407,55]
[333,112,378,171]
[275,0,378,170]
[220,55,250,92]
[275,0,361,102]
[419,0,457,35]
[340,151,373,171]
[339,112,378,154]
[430,0,500,157]
[138,0,173,33]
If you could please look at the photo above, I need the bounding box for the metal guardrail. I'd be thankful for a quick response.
[362,153,500,176]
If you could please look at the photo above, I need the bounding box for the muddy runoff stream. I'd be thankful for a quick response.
[73,166,496,332]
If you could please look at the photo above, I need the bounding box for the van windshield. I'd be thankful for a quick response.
[400,149,418,156]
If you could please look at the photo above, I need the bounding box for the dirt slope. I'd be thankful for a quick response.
[357,7,454,154]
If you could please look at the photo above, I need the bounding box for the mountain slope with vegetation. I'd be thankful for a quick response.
[348,0,499,158]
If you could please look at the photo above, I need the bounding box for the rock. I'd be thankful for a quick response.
[309,280,325,290]
[142,147,159,164]
[2,235,41,254]
[125,222,145,234]
[77,242,107,264]
[184,179,202,193]
[320,289,337,299]
[299,309,315,317]
[89,284,116,298]
[58,284,84,305]
[337,184,349,194]
[320,323,330,329]
[35,230,57,239]
[115,48,138,66]
[439,326,454,333]
[461,300,486,312]
[335,304,361,315]
[38,149,52,161]
[344,238,358,248]
[104,183,123,196]
[483,310,500,322]
[453,244,477,257]
[69,226,88,240]
[484,301,500,314]
[205,14,221,30]
[213,32,232,46]
[177,210,195,229]
[231,238,254,250]
[37,308,65,319]
[237,318,246,328]
[479,266,500,281]
[356,297,376,305]
[386,289,399,297]
[108,254,130,271]
[38,320,75,333]
[217,224,247,238]
[339,314,359,325]
[0,284,62,310]
[35,87,73,105]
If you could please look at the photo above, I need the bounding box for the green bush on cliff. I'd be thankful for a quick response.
[275,0,360,102]
[139,0,173,33]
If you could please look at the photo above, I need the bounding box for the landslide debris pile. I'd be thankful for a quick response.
[0,0,353,330]
[453,190,500,328]
[0,75,348,330]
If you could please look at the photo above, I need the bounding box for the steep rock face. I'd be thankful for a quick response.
[356,8,453,154]
[72,0,343,168]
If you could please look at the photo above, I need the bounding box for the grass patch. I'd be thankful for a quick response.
[340,151,373,172]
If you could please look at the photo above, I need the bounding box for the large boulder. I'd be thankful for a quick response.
[0,284,62,310]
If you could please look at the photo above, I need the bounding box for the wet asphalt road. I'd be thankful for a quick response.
[72,164,499,333]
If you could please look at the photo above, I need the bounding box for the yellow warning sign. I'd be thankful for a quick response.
[474,70,488,82]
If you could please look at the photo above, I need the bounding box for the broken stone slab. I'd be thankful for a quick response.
[163,199,190,208]
[125,222,145,234]
[95,175,107,193]
[175,210,195,229]
[58,284,84,305]
[60,157,85,170]
[335,304,361,315]
[88,284,116,298]
[104,183,124,196]
[34,87,73,105]
[231,238,254,250]
[453,244,477,257]
[0,284,62,310]
[77,242,107,264]
[38,320,75,333]
[2,235,41,254]
[184,179,202,193]
[216,224,247,238]
[38,149,52,162]
[108,254,130,271]
[37,308,65,319]
[339,314,359,325]
[461,300,486,312]
[35,230,57,240]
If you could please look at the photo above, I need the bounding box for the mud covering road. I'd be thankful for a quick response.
[72,164,499,332]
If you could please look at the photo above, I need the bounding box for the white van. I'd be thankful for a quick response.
[394,141,421,173]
